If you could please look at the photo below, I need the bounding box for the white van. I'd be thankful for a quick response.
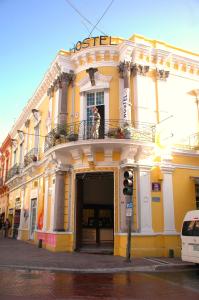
[181,210,199,264]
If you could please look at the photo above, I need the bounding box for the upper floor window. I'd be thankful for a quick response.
[13,149,17,165]
[86,91,104,121]
[34,124,40,149]
[19,142,24,165]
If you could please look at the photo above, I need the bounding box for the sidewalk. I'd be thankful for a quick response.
[0,238,197,273]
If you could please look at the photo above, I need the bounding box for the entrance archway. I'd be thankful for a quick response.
[75,172,114,253]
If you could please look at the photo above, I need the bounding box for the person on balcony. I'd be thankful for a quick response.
[91,106,101,139]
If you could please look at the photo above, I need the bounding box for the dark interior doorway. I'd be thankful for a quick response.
[97,105,105,139]
[75,172,114,253]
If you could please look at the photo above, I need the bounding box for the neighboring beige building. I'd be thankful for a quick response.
[3,34,199,257]
[0,135,11,223]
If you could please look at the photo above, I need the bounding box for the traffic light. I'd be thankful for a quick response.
[123,169,134,196]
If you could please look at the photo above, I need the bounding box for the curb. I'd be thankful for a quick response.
[0,263,198,273]
[155,263,199,271]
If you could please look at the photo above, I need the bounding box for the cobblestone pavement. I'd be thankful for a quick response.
[0,268,199,299]
[0,237,197,273]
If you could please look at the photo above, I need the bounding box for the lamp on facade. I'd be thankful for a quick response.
[32,109,40,121]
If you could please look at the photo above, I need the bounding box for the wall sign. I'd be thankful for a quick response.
[152,197,160,202]
[15,197,21,210]
[70,36,117,53]
[152,182,161,192]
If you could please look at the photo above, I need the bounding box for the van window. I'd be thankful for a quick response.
[182,221,195,236]
[193,220,199,236]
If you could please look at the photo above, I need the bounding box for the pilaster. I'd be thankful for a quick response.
[17,186,26,240]
[161,165,176,234]
[53,169,66,231]
[54,72,75,125]
[42,175,49,232]
[137,165,153,234]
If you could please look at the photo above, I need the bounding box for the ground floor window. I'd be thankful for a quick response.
[195,184,199,209]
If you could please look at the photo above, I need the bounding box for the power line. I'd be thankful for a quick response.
[88,0,114,37]
[65,0,107,36]
[81,20,91,34]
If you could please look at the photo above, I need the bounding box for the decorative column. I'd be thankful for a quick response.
[54,72,75,125]
[118,61,131,123]
[46,86,54,133]
[130,63,150,124]
[42,175,49,232]
[137,165,153,233]
[161,166,176,233]
[53,169,65,231]
[49,177,56,232]
[66,170,72,232]
[17,186,25,240]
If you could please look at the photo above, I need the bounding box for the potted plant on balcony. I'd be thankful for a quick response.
[32,155,37,162]
[68,133,78,141]
[123,122,132,139]
[107,128,116,138]
[107,127,124,139]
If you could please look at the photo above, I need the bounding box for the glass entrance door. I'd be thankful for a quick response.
[30,198,37,240]
[82,205,113,245]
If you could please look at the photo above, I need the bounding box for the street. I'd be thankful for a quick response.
[0,269,199,300]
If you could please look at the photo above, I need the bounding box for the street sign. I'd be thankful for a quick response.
[126,208,132,217]
[126,202,133,209]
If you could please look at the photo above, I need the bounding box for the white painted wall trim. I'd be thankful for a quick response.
[137,166,153,234]
[115,232,180,236]
[161,169,176,234]
[42,177,49,231]
[17,187,26,239]
[49,178,56,231]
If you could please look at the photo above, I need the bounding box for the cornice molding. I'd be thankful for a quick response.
[9,53,72,138]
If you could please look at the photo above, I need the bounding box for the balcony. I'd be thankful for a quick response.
[44,120,156,152]
[6,164,20,181]
[174,132,199,151]
[24,148,40,168]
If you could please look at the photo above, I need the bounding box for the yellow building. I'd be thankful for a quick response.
[4,34,199,257]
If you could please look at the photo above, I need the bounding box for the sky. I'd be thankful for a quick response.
[0,0,198,144]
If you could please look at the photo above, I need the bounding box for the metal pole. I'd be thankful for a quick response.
[126,215,132,262]
[125,196,132,262]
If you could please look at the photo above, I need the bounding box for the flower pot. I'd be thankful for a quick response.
[32,156,37,162]
[68,134,78,141]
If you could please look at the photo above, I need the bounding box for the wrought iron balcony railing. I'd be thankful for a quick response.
[44,120,156,152]
[6,164,20,181]
[174,132,199,150]
[24,148,40,167]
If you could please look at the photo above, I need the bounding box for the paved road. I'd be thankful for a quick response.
[0,269,199,299]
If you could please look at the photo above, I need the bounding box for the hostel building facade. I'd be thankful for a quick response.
[2,34,199,257]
